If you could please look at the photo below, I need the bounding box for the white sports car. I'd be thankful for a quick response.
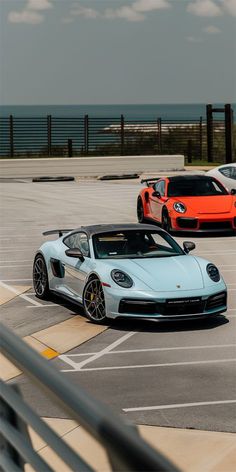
[33,224,227,324]
[207,163,236,192]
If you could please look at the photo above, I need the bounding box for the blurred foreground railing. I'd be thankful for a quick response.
[0,323,180,472]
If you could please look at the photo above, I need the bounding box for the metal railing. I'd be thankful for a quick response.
[0,323,180,472]
[1,114,233,162]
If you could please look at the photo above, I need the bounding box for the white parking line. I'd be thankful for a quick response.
[123,399,236,412]
[0,264,32,268]
[0,281,42,307]
[61,344,236,358]
[0,278,32,282]
[61,358,236,372]
[61,331,136,371]
[0,260,32,263]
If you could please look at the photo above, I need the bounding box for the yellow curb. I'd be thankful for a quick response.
[41,348,59,359]
[31,316,108,353]
[1,317,107,381]
[0,285,31,305]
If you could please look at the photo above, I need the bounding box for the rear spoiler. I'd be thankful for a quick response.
[141,177,161,187]
[42,229,73,237]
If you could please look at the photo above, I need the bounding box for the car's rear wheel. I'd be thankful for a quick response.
[83,278,107,324]
[33,254,50,299]
[162,210,171,233]
[137,198,146,223]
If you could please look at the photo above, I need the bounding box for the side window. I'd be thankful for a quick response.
[64,232,90,257]
[155,181,165,196]
[219,167,236,180]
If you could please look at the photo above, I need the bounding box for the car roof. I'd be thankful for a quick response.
[69,223,165,237]
[167,174,215,182]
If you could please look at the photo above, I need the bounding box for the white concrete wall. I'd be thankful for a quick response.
[0,155,184,178]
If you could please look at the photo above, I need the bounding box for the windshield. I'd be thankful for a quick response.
[167,177,228,197]
[93,230,184,259]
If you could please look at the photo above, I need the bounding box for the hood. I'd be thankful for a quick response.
[174,196,233,214]
[103,256,204,292]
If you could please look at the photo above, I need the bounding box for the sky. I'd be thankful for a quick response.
[0,0,236,105]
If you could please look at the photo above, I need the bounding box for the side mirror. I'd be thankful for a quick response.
[152,191,161,198]
[230,189,236,195]
[65,248,85,261]
[183,241,196,253]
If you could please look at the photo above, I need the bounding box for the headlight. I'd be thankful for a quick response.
[111,270,133,288]
[207,264,220,282]
[173,202,186,213]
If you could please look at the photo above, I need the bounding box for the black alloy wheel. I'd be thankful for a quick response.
[137,198,145,223]
[33,254,50,299]
[162,211,171,233]
[83,278,107,324]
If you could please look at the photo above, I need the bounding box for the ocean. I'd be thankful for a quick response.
[0,103,236,121]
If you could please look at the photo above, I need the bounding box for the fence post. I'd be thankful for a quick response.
[206,104,213,162]
[157,118,162,153]
[187,139,192,163]
[120,114,124,156]
[199,116,202,160]
[9,115,14,158]
[84,115,89,155]
[47,115,52,157]
[68,139,73,157]
[225,104,233,164]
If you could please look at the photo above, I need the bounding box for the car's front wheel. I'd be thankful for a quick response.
[33,254,50,299]
[162,210,171,233]
[83,278,107,324]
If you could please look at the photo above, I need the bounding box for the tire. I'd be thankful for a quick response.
[162,210,171,233]
[99,174,139,181]
[83,278,107,324]
[137,198,146,223]
[33,254,50,299]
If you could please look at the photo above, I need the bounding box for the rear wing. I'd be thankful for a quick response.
[42,229,73,237]
[141,177,161,187]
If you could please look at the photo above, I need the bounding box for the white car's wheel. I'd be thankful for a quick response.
[83,278,107,324]
[33,254,50,299]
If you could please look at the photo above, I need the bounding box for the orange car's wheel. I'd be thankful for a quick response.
[137,198,146,223]
[162,210,171,233]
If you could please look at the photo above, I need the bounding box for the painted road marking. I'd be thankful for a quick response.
[60,331,136,371]
[60,344,236,359]
[0,264,32,268]
[61,358,236,372]
[42,348,59,359]
[0,281,42,306]
[123,399,236,412]
[0,284,31,305]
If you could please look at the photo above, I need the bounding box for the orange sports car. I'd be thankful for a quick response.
[137,174,236,233]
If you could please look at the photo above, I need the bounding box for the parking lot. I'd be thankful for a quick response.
[0,178,236,434]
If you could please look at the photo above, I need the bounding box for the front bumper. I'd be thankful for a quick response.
[171,215,236,232]
[104,284,227,320]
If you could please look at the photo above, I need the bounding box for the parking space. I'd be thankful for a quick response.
[0,178,236,435]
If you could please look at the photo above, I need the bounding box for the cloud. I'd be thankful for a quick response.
[8,10,43,24]
[132,0,171,12]
[220,0,236,16]
[104,6,145,22]
[27,0,53,10]
[204,25,221,33]
[70,5,100,19]
[187,36,204,42]
[8,0,53,24]
[65,0,171,23]
[187,0,222,17]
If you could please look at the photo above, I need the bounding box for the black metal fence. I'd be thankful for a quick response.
[0,114,234,161]
[0,323,179,472]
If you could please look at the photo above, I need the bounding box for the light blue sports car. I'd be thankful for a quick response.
[33,224,227,324]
